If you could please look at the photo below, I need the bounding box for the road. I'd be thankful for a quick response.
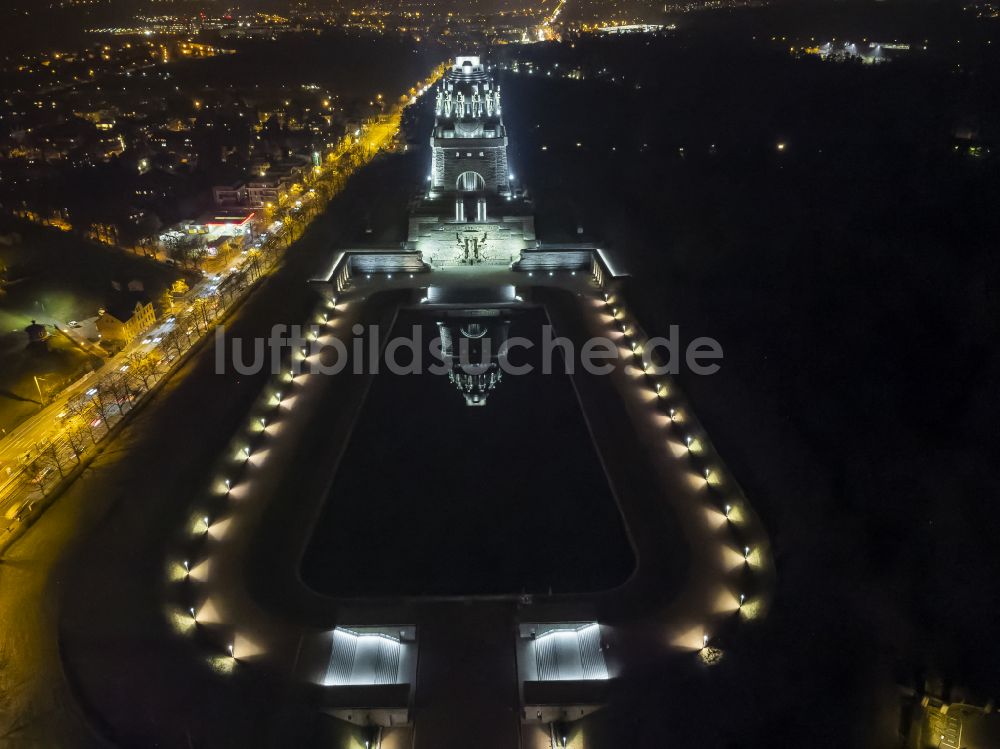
[0,69,442,745]
[0,82,427,530]
[0,112,436,744]
[0,265,238,514]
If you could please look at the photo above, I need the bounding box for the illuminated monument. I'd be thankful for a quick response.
[408,56,536,266]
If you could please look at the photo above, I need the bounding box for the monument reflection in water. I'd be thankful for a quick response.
[301,307,634,597]
[437,311,510,407]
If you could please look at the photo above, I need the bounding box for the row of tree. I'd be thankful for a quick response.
[10,102,412,512]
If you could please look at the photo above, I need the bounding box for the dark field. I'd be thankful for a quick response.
[300,308,635,597]
[498,23,1000,745]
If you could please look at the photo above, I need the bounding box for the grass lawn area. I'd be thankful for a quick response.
[0,219,187,433]
[0,219,183,332]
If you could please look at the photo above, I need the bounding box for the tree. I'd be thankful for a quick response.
[161,328,188,359]
[245,250,263,282]
[159,289,175,318]
[102,373,133,415]
[192,296,218,331]
[63,416,91,464]
[125,350,161,390]
[87,385,114,430]
[64,395,100,443]
[34,439,66,485]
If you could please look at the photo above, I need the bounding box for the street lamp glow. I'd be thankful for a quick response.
[202,516,210,529]
[744,545,751,560]
[685,435,693,449]
[724,504,732,519]
[669,408,677,420]
[190,606,197,620]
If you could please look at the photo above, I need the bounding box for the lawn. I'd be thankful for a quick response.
[0,219,185,433]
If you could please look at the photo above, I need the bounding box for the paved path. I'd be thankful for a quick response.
[413,603,520,749]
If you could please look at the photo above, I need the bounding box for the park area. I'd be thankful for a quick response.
[0,219,183,433]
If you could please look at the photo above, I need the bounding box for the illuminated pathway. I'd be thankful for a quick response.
[140,261,774,747]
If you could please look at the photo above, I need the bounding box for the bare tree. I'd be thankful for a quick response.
[125,350,161,390]
[162,328,187,359]
[193,296,218,330]
[102,373,132,415]
[63,416,91,464]
[34,439,66,485]
[87,386,114,430]
[64,396,100,443]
